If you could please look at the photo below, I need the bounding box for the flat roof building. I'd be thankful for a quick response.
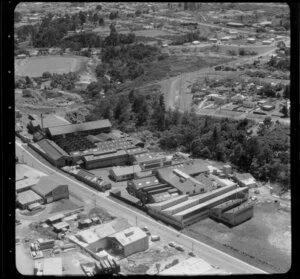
[110,165,142,182]
[17,190,43,210]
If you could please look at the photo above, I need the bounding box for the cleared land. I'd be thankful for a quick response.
[15,55,88,77]
[183,203,291,273]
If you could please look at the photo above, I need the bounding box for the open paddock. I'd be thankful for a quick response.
[15,55,88,77]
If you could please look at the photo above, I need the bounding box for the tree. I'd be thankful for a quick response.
[239,48,246,56]
[283,84,290,99]
[96,4,102,11]
[263,117,272,128]
[78,11,86,26]
[280,105,288,117]
[91,13,99,26]
[99,17,105,26]
[201,146,211,159]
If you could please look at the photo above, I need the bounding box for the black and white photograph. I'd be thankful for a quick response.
[13,2,291,275]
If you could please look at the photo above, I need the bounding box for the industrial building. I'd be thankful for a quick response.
[17,190,43,210]
[110,189,142,208]
[221,201,254,226]
[16,176,40,193]
[226,22,245,27]
[83,150,129,169]
[47,119,112,140]
[109,165,142,182]
[209,198,246,219]
[147,183,250,228]
[132,153,171,170]
[156,168,209,196]
[27,114,70,133]
[233,173,256,188]
[107,227,149,257]
[127,176,161,196]
[30,139,70,167]
[31,176,69,203]
[64,167,111,192]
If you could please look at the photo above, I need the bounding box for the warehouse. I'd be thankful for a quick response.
[221,201,254,226]
[47,119,112,140]
[16,176,40,193]
[107,227,149,257]
[127,176,160,196]
[27,114,70,133]
[31,176,69,203]
[173,187,249,227]
[159,160,209,177]
[83,150,129,169]
[147,195,189,211]
[233,173,256,188]
[157,168,209,196]
[109,165,142,182]
[209,198,246,219]
[30,139,70,167]
[68,168,111,192]
[110,189,142,208]
[53,221,70,233]
[17,190,43,210]
[133,153,168,170]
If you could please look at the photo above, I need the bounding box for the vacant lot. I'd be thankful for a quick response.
[15,55,88,77]
[184,203,291,273]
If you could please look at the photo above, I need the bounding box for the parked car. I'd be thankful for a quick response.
[175,245,184,252]
[151,235,160,242]
[168,241,176,248]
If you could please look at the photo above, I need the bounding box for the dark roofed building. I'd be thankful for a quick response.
[31,176,69,203]
[32,139,70,167]
[47,119,112,139]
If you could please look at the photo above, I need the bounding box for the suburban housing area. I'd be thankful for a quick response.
[15,2,290,276]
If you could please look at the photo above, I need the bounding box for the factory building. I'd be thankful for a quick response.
[147,184,248,228]
[17,190,43,210]
[127,176,160,196]
[109,165,142,182]
[83,150,129,169]
[27,114,70,134]
[47,119,112,140]
[31,176,69,203]
[65,167,111,192]
[172,187,249,227]
[233,173,256,188]
[107,227,149,257]
[16,176,40,193]
[132,153,171,170]
[209,198,246,219]
[30,139,70,167]
[221,201,254,226]
[156,168,209,196]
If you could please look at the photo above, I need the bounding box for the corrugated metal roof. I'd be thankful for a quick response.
[31,176,67,197]
[37,139,69,160]
[132,176,160,190]
[48,119,112,136]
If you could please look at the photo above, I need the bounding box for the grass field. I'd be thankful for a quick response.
[15,55,88,77]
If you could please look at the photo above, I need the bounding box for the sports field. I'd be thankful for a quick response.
[15,55,88,77]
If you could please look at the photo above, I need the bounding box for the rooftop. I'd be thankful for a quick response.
[48,119,112,137]
[174,187,249,217]
[133,153,165,163]
[16,176,40,191]
[109,227,147,246]
[31,176,67,197]
[83,149,127,162]
[131,176,160,190]
[37,139,69,159]
[111,165,142,176]
[31,114,70,129]
[17,190,42,205]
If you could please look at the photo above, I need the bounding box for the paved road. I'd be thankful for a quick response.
[16,142,267,274]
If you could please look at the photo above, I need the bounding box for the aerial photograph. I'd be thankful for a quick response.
[14,2,290,275]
